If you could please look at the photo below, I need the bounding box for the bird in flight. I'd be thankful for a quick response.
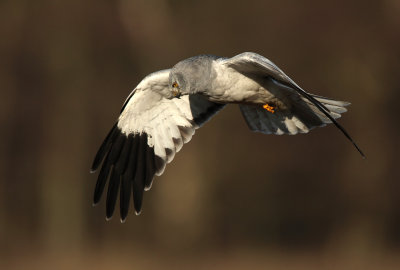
[91,52,364,222]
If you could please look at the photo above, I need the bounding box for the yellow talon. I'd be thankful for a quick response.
[263,104,276,113]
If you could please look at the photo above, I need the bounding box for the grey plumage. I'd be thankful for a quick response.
[170,52,364,156]
[91,52,364,221]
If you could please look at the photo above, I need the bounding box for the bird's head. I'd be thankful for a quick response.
[169,71,187,98]
[169,55,217,98]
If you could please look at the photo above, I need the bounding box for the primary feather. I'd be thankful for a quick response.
[91,52,364,221]
[92,70,223,221]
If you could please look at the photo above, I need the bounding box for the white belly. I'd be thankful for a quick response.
[207,63,274,104]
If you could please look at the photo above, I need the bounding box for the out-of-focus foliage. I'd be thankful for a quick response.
[1,0,399,269]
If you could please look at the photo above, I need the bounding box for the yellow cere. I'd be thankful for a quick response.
[172,82,178,88]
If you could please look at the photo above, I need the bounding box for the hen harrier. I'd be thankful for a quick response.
[91,52,364,221]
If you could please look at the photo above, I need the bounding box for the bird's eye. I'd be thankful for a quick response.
[172,82,178,88]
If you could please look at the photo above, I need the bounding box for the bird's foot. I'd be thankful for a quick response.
[263,104,276,113]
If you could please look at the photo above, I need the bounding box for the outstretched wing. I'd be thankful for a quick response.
[220,52,364,158]
[90,69,225,221]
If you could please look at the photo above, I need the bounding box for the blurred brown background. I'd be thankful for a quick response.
[1,0,399,269]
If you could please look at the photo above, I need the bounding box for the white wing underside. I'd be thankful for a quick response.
[91,69,224,220]
[119,92,194,175]
[118,70,223,177]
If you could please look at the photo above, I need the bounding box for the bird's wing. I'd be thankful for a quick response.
[238,94,349,135]
[90,69,225,221]
[220,52,364,158]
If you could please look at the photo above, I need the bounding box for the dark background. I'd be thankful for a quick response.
[1,0,400,269]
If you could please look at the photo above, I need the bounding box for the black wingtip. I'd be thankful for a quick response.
[131,134,147,215]
[92,125,158,220]
[349,139,365,159]
[91,123,118,172]
[352,139,366,159]
[291,85,365,159]
[333,125,366,159]
[105,168,121,220]
[329,116,366,159]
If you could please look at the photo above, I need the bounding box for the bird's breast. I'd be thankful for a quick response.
[208,64,273,104]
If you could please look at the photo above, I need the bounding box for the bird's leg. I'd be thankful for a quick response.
[262,103,276,113]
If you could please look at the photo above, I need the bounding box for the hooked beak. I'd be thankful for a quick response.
[172,88,181,98]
